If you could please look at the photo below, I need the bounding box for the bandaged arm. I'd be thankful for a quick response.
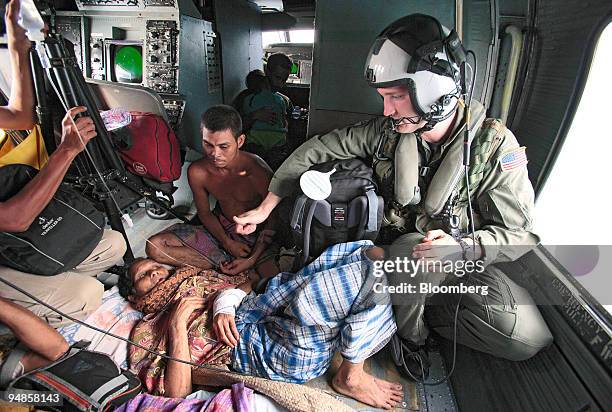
[213,288,248,317]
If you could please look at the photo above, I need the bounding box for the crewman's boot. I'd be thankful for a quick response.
[389,334,431,381]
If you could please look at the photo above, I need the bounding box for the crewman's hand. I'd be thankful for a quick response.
[412,229,462,265]
[251,106,276,124]
[220,258,254,275]
[233,207,269,235]
[60,107,97,155]
[6,0,32,54]
[169,296,206,328]
[223,239,251,258]
[212,312,239,348]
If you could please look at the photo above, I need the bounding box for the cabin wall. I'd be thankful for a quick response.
[214,0,263,105]
[488,0,528,120]
[499,0,528,16]
[461,0,498,109]
[308,0,455,136]
[177,16,223,151]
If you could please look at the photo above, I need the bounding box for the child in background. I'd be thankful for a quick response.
[241,70,291,166]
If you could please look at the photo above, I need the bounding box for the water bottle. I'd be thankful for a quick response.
[17,0,45,42]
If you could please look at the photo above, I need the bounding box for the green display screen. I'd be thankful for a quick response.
[290,62,299,75]
[114,45,143,84]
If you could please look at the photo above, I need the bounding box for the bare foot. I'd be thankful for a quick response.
[332,366,404,409]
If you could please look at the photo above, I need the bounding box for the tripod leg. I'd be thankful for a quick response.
[30,50,55,153]
[102,196,135,263]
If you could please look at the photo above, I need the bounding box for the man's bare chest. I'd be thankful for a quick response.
[207,175,259,203]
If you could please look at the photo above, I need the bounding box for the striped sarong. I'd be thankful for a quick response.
[232,241,397,383]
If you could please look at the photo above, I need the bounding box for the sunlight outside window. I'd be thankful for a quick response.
[534,22,612,313]
[262,31,285,48]
[287,29,314,43]
[262,30,314,48]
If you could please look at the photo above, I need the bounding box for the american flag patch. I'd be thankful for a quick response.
[499,147,528,171]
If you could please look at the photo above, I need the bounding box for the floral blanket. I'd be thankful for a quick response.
[57,286,143,369]
[129,267,248,395]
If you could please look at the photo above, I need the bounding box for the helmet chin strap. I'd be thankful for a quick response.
[390,115,438,134]
[391,115,420,129]
[417,119,437,133]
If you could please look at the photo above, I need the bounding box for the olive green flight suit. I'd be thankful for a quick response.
[270,102,552,361]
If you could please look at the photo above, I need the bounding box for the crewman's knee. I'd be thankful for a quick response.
[387,232,423,258]
[427,268,553,361]
[504,304,553,360]
[450,303,552,361]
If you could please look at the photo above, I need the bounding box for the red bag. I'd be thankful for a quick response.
[118,112,181,182]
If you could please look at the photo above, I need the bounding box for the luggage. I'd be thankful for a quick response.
[4,341,142,412]
[118,112,181,183]
[0,164,104,276]
[290,159,384,265]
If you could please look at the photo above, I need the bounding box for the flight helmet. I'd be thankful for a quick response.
[364,14,467,128]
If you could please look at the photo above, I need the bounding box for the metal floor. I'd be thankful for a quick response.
[304,349,457,412]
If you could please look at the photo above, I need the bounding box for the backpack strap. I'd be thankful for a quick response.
[300,199,319,266]
[364,186,379,234]
[29,369,98,410]
[290,195,319,266]
[0,343,27,388]
[290,195,308,234]
[90,374,129,404]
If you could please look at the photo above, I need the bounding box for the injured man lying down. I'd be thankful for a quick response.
[124,241,403,409]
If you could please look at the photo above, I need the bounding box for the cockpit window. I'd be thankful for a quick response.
[262,30,314,48]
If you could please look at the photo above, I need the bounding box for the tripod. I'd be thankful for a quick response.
[32,34,189,265]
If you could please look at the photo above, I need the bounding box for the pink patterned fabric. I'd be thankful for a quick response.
[115,383,254,412]
[163,213,257,268]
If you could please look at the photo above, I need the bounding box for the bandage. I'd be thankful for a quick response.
[213,288,247,317]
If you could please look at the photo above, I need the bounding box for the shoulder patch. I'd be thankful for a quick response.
[499,146,528,171]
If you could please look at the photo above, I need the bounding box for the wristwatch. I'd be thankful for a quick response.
[457,238,476,261]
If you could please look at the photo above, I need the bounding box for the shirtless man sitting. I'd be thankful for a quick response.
[146,105,279,279]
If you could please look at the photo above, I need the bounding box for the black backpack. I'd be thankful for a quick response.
[290,159,384,266]
[0,164,105,276]
[4,341,142,411]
